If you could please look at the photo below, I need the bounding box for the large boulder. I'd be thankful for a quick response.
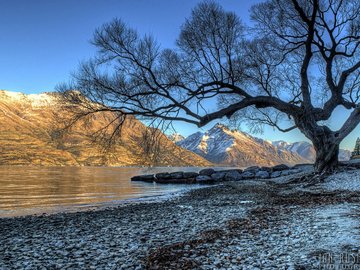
[281,169,302,176]
[155,178,196,184]
[291,168,303,174]
[272,164,290,171]
[244,166,260,173]
[196,175,214,184]
[183,172,199,179]
[199,168,216,176]
[255,170,270,179]
[155,172,172,180]
[170,171,184,179]
[224,170,242,181]
[131,174,155,182]
[211,172,226,181]
[242,171,255,179]
[280,170,293,176]
[271,171,282,178]
[260,166,273,173]
[218,169,243,174]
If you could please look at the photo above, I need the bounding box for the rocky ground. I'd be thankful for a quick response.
[1,165,360,270]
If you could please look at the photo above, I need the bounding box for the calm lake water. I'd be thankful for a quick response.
[0,166,203,218]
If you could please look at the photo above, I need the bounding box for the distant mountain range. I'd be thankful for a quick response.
[0,90,210,166]
[175,124,307,167]
[272,140,316,161]
[272,140,351,162]
[174,124,351,167]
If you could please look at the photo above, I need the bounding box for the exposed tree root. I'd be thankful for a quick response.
[301,173,329,187]
[281,164,359,188]
[278,172,328,187]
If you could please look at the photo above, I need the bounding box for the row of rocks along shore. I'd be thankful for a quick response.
[131,164,305,184]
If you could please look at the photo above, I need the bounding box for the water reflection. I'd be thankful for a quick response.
[0,166,201,217]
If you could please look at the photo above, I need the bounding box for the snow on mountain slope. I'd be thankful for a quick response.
[0,90,57,107]
[288,142,315,161]
[168,133,185,143]
[272,140,290,149]
[177,124,308,167]
[272,141,351,162]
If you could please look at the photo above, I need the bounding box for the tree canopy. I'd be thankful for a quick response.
[60,0,360,173]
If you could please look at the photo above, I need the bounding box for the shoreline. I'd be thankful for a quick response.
[1,170,360,269]
[0,165,232,219]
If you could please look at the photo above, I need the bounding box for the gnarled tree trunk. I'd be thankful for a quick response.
[296,117,340,174]
[313,139,339,173]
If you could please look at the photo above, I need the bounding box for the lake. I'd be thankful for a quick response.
[0,166,204,218]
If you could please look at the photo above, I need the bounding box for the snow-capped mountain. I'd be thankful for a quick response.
[168,133,185,143]
[273,140,351,162]
[177,124,308,167]
[272,141,315,161]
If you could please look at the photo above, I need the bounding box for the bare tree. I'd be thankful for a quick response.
[60,0,360,173]
[129,120,178,166]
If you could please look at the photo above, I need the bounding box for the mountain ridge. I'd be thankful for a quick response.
[175,124,309,167]
[0,90,211,167]
[174,124,351,167]
[272,140,351,162]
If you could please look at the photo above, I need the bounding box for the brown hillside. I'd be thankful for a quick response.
[0,90,210,167]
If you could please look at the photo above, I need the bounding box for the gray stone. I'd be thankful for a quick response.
[183,172,199,178]
[170,171,184,179]
[211,172,226,181]
[218,169,243,174]
[155,172,171,180]
[281,170,296,176]
[244,166,260,172]
[255,170,270,179]
[131,174,155,182]
[155,178,196,184]
[290,168,302,174]
[225,170,242,181]
[271,171,282,178]
[196,175,214,183]
[242,171,255,179]
[260,166,273,172]
[272,164,290,171]
[199,168,216,176]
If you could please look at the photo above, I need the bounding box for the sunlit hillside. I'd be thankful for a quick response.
[0,90,211,167]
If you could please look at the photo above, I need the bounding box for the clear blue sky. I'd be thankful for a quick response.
[0,0,358,149]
